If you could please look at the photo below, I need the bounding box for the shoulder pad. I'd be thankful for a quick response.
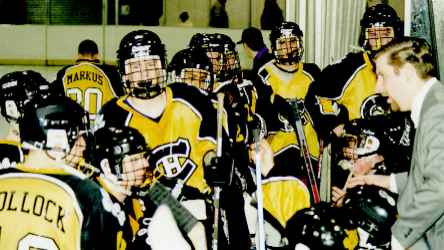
[169,83,215,117]
[96,97,129,128]
[302,63,321,81]
[317,52,368,98]
[169,83,219,141]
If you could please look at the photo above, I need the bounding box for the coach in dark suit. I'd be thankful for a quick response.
[349,37,443,249]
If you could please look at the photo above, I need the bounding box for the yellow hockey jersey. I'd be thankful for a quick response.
[54,61,124,125]
[0,165,127,250]
[97,83,219,193]
[306,51,378,137]
[258,61,321,160]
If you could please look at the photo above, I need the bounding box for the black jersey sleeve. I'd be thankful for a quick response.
[96,97,129,129]
[51,66,69,96]
[101,64,125,97]
[65,176,127,250]
[305,81,349,140]
[316,52,367,98]
[255,67,280,132]
[303,63,321,81]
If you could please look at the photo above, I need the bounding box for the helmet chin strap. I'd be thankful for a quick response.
[45,148,69,162]
[130,82,163,99]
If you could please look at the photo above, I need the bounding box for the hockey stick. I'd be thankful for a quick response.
[252,128,266,250]
[210,92,225,250]
[287,99,320,203]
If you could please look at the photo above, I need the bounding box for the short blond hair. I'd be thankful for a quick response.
[375,37,436,79]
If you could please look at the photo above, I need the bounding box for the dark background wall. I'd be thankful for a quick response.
[1,0,104,24]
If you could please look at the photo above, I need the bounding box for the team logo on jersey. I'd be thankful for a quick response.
[149,139,196,183]
[317,97,340,115]
[399,119,412,147]
[278,101,309,132]
[360,94,390,119]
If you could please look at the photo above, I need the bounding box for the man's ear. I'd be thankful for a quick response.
[399,62,417,80]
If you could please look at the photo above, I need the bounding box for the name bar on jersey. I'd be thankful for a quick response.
[65,70,104,85]
[0,190,66,233]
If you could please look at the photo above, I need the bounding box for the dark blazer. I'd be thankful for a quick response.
[393,79,444,249]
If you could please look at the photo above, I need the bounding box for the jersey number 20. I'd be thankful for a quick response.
[67,87,103,121]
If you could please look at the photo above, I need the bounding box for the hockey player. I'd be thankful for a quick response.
[256,21,321,188]
[246,21,323,248]
[0,95,127,250]
[168,47,214,92]
[211,33,259,149]
[97,29,219,196]
[0,70,51,169]
[89,125,207,250]
[170,34,255,248]
[53,39,124,126]
[254,21,321,198]
[306,3,403,139]
[97,29,250,249]
[303,3,404,205]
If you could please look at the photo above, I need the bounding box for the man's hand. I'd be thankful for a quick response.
[347,174,391,189]
[333,124,345,137]
[249,139,274,176]
[391,236,405,250]
[352,154,384,176]
[331,186,346,207]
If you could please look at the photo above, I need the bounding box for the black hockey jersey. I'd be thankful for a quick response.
[214,79,258,145]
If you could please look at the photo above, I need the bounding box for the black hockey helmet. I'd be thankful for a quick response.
[359,4,402,51]
[286,202,358,250]
[214,33,241,83]
[339,112,414,174]
[90,125,153,193]
[0,70,50,122]
[168,47,213,91]
[269,21,304,65]
[20,95,89,154]
[190,33,241,84]
[117,29,167,99]
[343,185,397,247]
[189,33,212,50]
